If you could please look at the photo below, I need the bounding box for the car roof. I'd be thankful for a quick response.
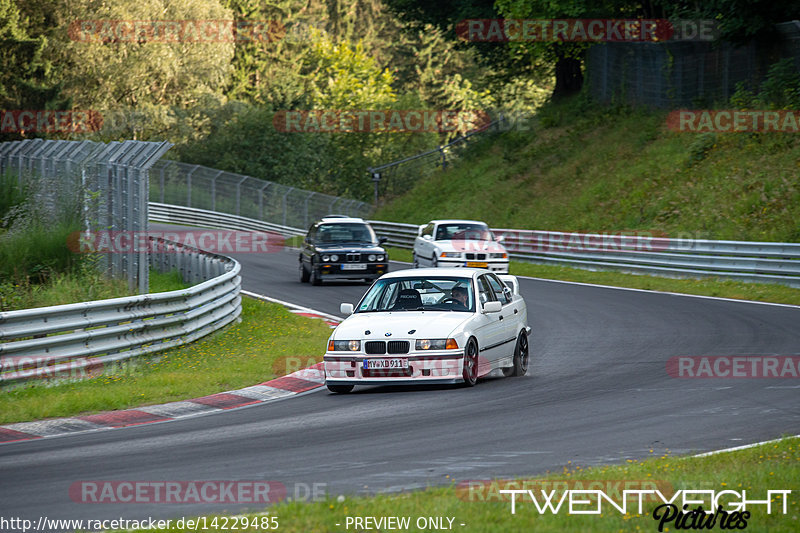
[318,216,367,224]
[379,267,484,280]
[425,219,489,226]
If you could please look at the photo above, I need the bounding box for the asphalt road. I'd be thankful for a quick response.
[2,228,799,530]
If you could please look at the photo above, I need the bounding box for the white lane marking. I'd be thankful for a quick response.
[692,433,800,457]
[241,289,344,322]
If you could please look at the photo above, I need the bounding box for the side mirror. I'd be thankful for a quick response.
[482,301,502,314]
[378,236,388,245]
[340,303,354,315]
[496,234,505,243]
[423,234,432,241]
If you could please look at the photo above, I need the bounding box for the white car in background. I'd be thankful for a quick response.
[324,268,530,393]
[413,219,509,274]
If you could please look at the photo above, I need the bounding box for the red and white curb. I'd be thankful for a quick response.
[0,293,341,445]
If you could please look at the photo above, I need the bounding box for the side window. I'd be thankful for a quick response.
[306,225,317,242]
[477,276,497,305]
[422,224,433,237]
[487,274,511,305]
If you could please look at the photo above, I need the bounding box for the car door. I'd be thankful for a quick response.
[472,275,508,372]
[485,273,521,358]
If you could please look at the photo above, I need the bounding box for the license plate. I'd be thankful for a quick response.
[466,261,488,268]
[363,358,408,369]
[342,264,367,270]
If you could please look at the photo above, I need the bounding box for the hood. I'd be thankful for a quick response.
[332,311,472,340]
[315,243,384,252]
[437,240,506,253]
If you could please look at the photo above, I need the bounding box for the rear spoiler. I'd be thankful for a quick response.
[498,274,520,295]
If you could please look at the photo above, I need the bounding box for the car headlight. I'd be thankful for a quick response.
[377,254,384,261]
[440,252,461,258]
[368,254,376,261]
[415,338,459,350]
[322,254,330,261]
[330,254,338,261]
[328,340,361,351]
[490,252,508,258]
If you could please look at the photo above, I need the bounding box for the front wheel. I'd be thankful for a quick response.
[461,338,479,387]
[310,262,321,285]
[503,331,529,377]
[299,261,310,283]
[327,384,354,394]
[412,253,419,269]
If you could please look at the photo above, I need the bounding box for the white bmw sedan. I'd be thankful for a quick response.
[324,268,530,393]
[413,219,509,274]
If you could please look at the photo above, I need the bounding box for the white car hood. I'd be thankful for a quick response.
[333,311,472,340]
[435,239,506,253]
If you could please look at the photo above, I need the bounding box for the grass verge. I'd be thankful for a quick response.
[0,296,331,424]
[384,247,800,306]
[118,435,800,532]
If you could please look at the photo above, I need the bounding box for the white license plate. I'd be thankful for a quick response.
[363,358,408,369]
[342,264,367,270]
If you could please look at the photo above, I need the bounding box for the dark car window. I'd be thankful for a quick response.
[486,274,511,305]
[316,223,376,244]
[435,223,491,241]
[477,275,497,305]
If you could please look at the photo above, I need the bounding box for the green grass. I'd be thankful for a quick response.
[118,435,800,532]
[376,98,800,243]
[0,268,190,311]
[0,297,331,424]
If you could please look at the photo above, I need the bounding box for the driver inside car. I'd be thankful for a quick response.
[451,285,469,308]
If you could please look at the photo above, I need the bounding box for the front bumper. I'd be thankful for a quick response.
[317,262,387,280]
[324,353,464,385]
[436,258,509,273]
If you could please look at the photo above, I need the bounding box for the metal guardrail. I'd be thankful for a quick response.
[367,220,800,288]
[149,202,305,237]
[0,237,241,385]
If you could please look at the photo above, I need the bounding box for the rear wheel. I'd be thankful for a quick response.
[461,338,479,387]
[327,384,354,394]
[503,331,529,377]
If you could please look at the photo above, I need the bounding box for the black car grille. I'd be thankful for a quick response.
[465,253,487,260]
[364,341,410,354]
[365,341,386,354]
[346,253,361,262]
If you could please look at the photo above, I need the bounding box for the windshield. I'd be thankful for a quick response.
[316,223,376,244]
[356,277,475,313]
[435,223,493,242]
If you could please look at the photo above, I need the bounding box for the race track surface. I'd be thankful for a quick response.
[2,228,799,528]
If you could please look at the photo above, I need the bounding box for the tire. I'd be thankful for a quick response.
[299,260,310,283]
[461,337,479,387]
[310,261,321,285]
[431,255,438,268]
[327,384,354,394]
[503,331,529,377]
[412,253,419,269]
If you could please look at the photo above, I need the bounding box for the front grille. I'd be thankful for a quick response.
[465,253,487,260]
[365,341,386,354]
[362,368,413,378]
[387,341,410,354]
[346,253,361,262]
